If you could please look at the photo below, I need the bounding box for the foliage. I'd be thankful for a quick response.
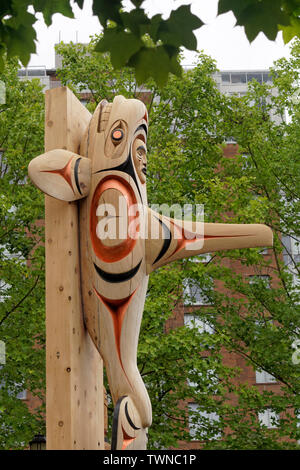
[56,39,300,449]
[1,1,300,86]
[0,56,45,449]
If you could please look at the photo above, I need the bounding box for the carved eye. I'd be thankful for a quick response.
[111,128,124,143]
[137,148,144,160]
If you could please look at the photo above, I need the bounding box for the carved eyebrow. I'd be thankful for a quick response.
[137,145,146,152]
[135,124,148,136]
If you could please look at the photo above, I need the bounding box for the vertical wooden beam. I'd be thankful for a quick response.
[45,87,104,450]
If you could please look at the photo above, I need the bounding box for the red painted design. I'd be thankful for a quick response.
[121,426,136,450]
[41,157,74,193]
[136,133,146,144]
[169,221,203,257]
[90,176,139,263]
[143,111,148,123]
[168,220,252,259]
[93,287,136,386]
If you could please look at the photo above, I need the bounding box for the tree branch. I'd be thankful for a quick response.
[0,275,40,327]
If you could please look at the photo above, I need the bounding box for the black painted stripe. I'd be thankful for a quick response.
[125,401,140,430]
[94,151,143,203]
[94,259,142,283]
[74,158,82,195]
[111,395,127,450]
[135,124,148,136]
[153,217,172,264]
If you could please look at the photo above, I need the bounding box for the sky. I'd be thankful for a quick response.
[29,0,291,71]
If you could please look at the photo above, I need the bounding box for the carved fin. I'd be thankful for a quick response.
[28,149,91,201]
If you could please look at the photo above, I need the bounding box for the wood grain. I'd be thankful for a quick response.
[45,87,104,450]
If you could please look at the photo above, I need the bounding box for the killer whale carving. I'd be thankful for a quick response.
[28,94,273,450]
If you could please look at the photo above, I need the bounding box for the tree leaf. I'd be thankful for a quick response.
[32,0,74,26]
[74,0,84,8]
[92,0,122,26]
[95,28,143,68]
[120,8,150,37]
[2,21,36,66]
[128,45,180,87]
[280,16,300,43]
[219,0,291,42]
[237,0,290,41]
[157,5,203,51]
[218,0,254,17]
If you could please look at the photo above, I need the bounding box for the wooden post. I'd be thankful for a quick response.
[45,87,104,450]
[28,91,273,450]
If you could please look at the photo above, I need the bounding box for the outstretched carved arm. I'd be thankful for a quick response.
[28,149,91,201]
[146,208,273,273]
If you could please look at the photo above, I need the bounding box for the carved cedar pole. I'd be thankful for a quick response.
[44,87,104,450]
[29,90,273,450]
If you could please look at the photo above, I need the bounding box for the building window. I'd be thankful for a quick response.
[183,278,213,306]
[225,136,237,144]
[184,313,214,334]
[258,409,279,428]
[247,73,263,84]
[188,367,219,393]
[231,73,247,84]
[0,149,8,178]
[282,234,300,265]
[0,280,11,303]
[248,275,271,288]
[188,403,220,440]
[16,389,27,400]
[221,73,230,83]
[190,253,212,263]
[263,73,272,83]
[0,370,27,400]
[255,369,276,384]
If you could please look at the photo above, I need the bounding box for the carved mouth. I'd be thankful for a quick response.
[142,167,147,176]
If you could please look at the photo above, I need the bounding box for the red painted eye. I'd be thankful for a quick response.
[111,128,124,142]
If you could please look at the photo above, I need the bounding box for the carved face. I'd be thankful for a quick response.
[132,138,147,184]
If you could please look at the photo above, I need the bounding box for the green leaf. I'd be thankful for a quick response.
[95,28,143,68]
[219,0,291,42]
[92,0,122,26]
[280,16,300,43]
[157,5,203,51]
[218,0,254,17]
[32,0,74,26]
[146,13,163,42]
[2,21,36,66]
[128,45,181,87]
[74,0,84,8]
[121,8,150,36]
[130,0,144,6]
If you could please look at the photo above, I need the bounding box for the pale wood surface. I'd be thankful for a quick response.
[45,87,104,450]
[28,149,91,201]
[30,89,273,451]
[79,96,151,450]
[145,208,273,273]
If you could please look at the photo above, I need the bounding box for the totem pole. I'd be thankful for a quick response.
[28,90,273,450]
